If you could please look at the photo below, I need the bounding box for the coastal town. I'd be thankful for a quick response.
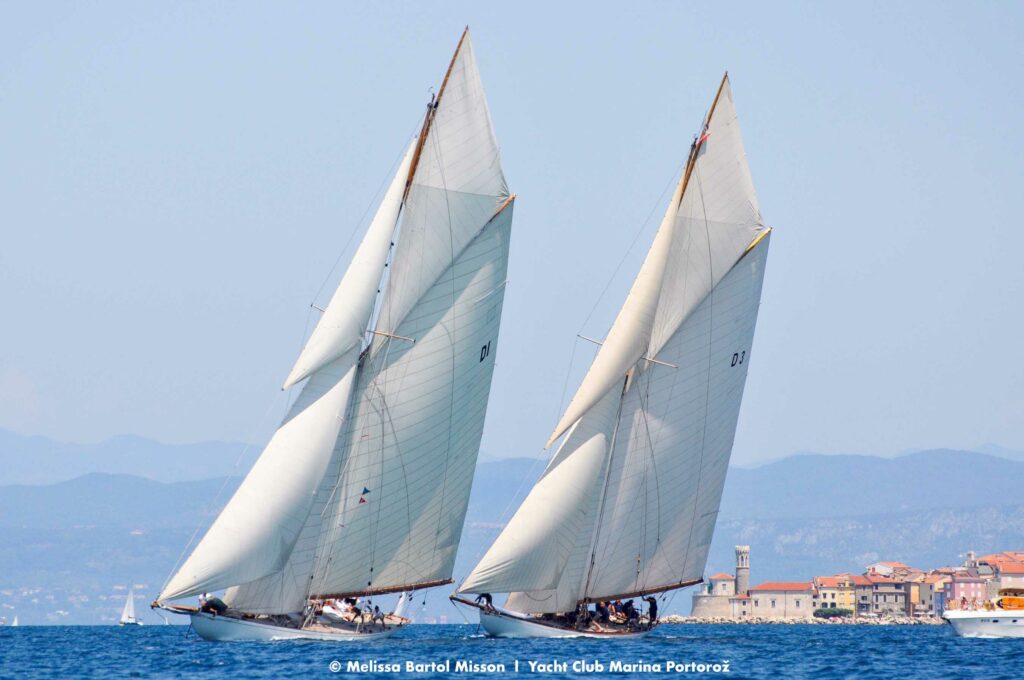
[680,546,1024,623]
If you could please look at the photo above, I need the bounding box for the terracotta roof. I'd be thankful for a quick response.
[865,574,899,584]
[980,552,1024,565]
[815,576,852,588]
[950,575,986,583]
[924,574,950,584]
[998,563,1024,575]
[730,594,750,600]
[850,575,872,586]
[709,573,734,580]
[749,581,813,592]
[878,561,912,568]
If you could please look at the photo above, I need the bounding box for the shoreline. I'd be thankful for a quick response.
[661,615,945,626]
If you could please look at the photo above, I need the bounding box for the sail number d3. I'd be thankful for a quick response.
[731,351,746,367]
[480,341,492,363]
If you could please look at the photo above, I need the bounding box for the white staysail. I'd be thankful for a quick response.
[121,588,137,624]
[460,74,769,613]
[160,29,512,616]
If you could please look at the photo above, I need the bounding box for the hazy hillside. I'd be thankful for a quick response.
[0,429,255,485]
[1,449,1022,624]
[720,449,1024,519]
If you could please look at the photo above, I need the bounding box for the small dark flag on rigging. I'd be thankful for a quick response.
[358,497,368,505]
[362,487,371,495]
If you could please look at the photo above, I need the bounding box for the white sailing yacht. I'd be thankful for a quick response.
[154,28,515,642]
[120,588,142,626]
[453,74,770,638]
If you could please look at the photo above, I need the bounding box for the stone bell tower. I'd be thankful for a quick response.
[735,545,750,596]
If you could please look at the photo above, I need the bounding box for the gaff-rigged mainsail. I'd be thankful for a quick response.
[458,74,769,613]
[158,28,513,615]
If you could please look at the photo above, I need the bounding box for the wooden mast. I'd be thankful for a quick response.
[674,71,730,209]
[402,26,470,201]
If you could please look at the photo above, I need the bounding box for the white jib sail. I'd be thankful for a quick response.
[158,138,413,604]
[460,75,768,612]
[121,588,136,623]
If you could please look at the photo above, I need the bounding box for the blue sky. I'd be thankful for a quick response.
[1,2,1022,465]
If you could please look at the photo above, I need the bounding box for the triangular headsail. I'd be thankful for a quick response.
[460,74,769,612]
[121,588,137,623]
[159,29,513,616]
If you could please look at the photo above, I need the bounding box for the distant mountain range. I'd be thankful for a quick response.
[719,449,1024,519]
[3,427,1023,486]
[0,429,256,485]
[1,437,1022,624]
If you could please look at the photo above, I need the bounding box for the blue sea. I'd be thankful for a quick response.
[1,624,1021,679]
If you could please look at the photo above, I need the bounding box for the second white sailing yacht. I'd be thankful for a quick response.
[453,74,771,638]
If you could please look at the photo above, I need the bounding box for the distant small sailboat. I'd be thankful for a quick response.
[154,27,514,642]
[10,616,17,627]
[120,588,142,626]
[453,74,771,638]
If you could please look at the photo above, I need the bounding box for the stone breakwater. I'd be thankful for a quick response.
[661,615,945,625]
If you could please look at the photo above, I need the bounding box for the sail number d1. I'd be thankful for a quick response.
[731,351,746,367]
[480,341,492,363]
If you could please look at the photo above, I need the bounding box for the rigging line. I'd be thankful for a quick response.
[367,386,389,589]
[633,367,663,594]
[680,157,717,575]
[575,158,686,335]
[308,121,421,308]
[159,388,286,595]
[373,348,418,585]
[580,377,628,603]
[547,158,685,448]
[425,108,461,562]
[305,378,362,603]
[587,390,656,592]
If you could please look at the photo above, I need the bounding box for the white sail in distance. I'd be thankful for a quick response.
[121,588,137,624]
[159,28,513,614]
[460,74,770,612]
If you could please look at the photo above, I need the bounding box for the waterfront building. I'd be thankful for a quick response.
[691,547,750,618]
[903,572,928,616]
[865,574,906,614]
[709,573,736,596]
[812,574,856,612]
[865,561,922,580]
[749,582,814,620]
[994,562,1024,591]
[920,574,951,615]
[851,575,873,614]
[729,594,751,619]
[735,545,750,596]
[944,575,987,609]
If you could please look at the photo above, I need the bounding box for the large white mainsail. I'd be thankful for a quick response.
[459,74,769,617]
[157,28,513,619]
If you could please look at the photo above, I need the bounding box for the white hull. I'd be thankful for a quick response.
[478,609,651,639]
[189,612,399,642]
[944,610,1024,638]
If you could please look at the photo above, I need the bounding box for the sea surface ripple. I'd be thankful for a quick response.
[1,623,1021,679]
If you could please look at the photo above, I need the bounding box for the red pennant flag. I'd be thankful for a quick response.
[358,497,367,505]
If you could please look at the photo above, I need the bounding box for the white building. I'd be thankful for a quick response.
[748,582,815,620]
